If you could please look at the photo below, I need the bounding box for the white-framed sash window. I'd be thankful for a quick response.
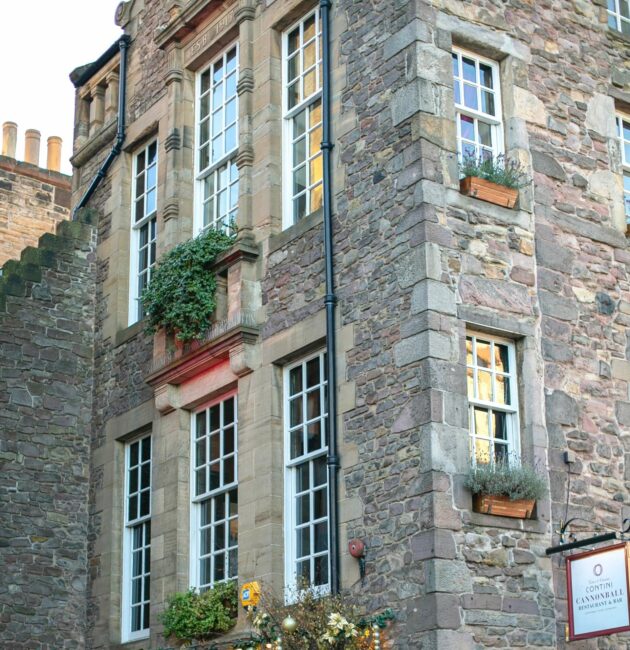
[452,48,503,163]
[616,114,630,223]
[191,394,238,590]
[466,333,520,465]
[122,434,151,642]
[282,9,323,229]
[129,141,157,325]
[195,45,239,234]
[284,351,330,595]
[608,0,630,35]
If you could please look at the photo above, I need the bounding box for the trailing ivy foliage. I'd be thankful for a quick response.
[465,460,546,501]
[459,153,528,189]
[160,582,238,644]
[142,228,235,342]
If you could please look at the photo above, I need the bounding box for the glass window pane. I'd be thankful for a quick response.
[452,53,459,78]
[225,98,237,125]
[462,57,476,82]
[293,137,306,164]
[294,193,307,221]
[304,15,316,41]
[225,125,237,152]
[304,41,316,69]
[288,54,300,82]
[460,114,474,141]
[288,81,300,109]
[454,81,461,105]
[477,370,492,401]
[296,463,309,492]
[141,462,151,489]
[297,526,310,558]
[226,71,237,97]
[140,490,150,517]
[311,184,323,212]
[314,555,328,586]
[478,121,492,147]
[287,27,300,55]
[210,462,220,490]
[293,110,306,136]
[310,155,323,183]
[493,411,507,440]
[215,554,225,581]
[481,90,495,116]
[474,407,489,437]
[210,405,220,431]
[303,70,316,98]
[474,437,491,465]
[290,396,303,427]
[290,366,303,395]
[307,421,321,453]
[306,389,320,420]
[476,341,491,367]
[293,165,307,195]
[313,457,327,486]
[291,428,304,459]
[463,83,478,110]
[313,487,327,519]
[224,456,234,484]
[196,468,206,496]
[297,494,309,524]
[479,63,493,89]
[307,357,320,388]
[314,521,328,552]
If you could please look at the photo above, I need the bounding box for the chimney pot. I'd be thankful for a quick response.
[24,129,41,166]
[2,121,17,159]
[47,136,62,172]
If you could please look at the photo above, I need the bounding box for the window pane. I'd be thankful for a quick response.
[291,428,304,459]
[290,366,303,395]
[314,555,328,586]
[460,114,474,142]
[474,407,489,437]
[481,91,495,116]
[462,57,476,82]
[463,83,478,110]
[479,63,493,89]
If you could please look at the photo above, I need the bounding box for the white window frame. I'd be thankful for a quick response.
[466,332,520,466]
[616,113,630,223]
[121,434,152,642]
[608,0,630,34]
[283,351,330,598]
[282,9,324,230]
[190,392,238,590]
[194,44,239,235]
[452,47,504,164]
[128,140,158,325]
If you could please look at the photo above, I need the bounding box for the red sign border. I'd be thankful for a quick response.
[567,542,630,641]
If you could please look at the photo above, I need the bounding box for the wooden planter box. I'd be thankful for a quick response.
[460,176,518,209]
[473,493,536,519]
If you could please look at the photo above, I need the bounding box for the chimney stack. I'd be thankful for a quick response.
[2,121,17,159]
[47,136,62,172]
[24,129,41,166]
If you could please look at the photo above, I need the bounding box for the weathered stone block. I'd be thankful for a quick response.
[546,391,578,426]
[410,528,456,561]
[391,78,436,126]
[426,559,473,593]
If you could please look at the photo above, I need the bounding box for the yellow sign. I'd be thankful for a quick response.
[240,581,261,608]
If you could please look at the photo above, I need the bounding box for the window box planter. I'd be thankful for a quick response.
[472,493,536,519]
[460,176,518,209]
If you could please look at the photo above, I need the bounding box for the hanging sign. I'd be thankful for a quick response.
[567,542,630,641]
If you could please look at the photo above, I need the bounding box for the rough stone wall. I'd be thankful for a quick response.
[0,155,71,267]
[263,1,630,649]
[0,213,97,649]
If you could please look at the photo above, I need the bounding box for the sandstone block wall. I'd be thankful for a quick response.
[0,155,71,267]
[0,211,97,648]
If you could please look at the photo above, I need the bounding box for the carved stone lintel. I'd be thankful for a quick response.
[237,69,254,95]
[229,341,259,377]
[165,128,181,152]
[163,199,179,222]
[236,145,254,168]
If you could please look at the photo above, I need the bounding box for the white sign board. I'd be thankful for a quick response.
[567,543,630,641]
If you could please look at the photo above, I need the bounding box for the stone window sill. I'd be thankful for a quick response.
[115,320,145,347]
[463,509,548,534]
[268,209,323,254]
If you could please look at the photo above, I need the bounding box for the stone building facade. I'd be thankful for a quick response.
[0,123,71,268]
[3,0,630,648]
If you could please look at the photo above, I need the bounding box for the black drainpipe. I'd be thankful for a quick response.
[321,0,340,595]
[72,35,131,220]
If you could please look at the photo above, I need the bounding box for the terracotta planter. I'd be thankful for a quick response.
[460,176,518,208]
[472,493,536,519]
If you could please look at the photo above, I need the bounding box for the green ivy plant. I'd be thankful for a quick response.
[160,582,238,645]
[465,459,546,501]
[142,228,235,343]
[460,153,528,189]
